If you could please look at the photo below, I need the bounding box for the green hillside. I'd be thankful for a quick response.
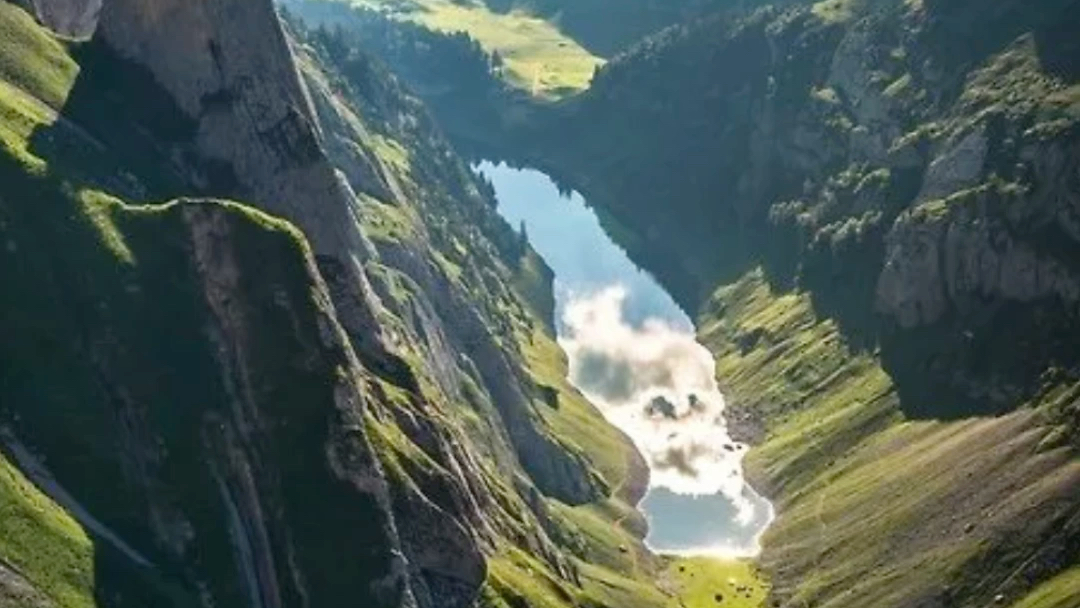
[2,0,1078,607]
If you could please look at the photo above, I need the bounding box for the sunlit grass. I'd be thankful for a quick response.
[811,0,862,24]
[547,499,641,573]
[698,269,1080,607]
[661,557,768,608]
[342,0,603,97]
[485,544,674,608]
[0,452,97,608]
[1008,567,1080,608]
[0,2,78,166]
[0,1,78,109]
[371,132,411,173]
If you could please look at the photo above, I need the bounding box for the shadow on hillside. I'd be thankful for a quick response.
[0,149,203,605]
[26,37,202,203]
[92,544,199,607]
[1034,1,1080,83]
[924,0,1080,78]
[881,298,1080,420]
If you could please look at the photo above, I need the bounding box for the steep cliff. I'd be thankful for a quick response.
[95,0,406,381]
[0,1,658,607]
[0,160,412,607]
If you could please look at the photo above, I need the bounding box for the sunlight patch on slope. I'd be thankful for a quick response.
[341,0,603,96]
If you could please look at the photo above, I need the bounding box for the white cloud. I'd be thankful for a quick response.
[559,286,758,524]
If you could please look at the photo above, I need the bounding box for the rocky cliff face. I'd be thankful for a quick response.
[0,162,415,607]
[96,0,401,378]
[877,99,1080,330]
[284,31,618,603]
[0,1,642,606]
[165,202,415,608]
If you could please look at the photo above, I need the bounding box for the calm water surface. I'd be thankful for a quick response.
[478,161,773,556]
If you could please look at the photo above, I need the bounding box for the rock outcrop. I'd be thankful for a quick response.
[0,163,416,606]
[17,0,100,37]
[286,32,606,603]
[96,0,398,374]
[184,202,414,608]
[877,184,1080,328]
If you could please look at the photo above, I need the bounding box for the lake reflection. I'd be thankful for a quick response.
[478,161,772,555]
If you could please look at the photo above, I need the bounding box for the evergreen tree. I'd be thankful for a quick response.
[517,220,529,258]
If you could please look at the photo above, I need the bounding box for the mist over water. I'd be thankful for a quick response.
[479,161,772,555]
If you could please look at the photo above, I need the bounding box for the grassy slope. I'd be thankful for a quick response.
[485,550,770,608]
[299,37,667,606]
[810,0,864,24]
[659,557,769,608]
[0,0,77,144]
[0,1,77,108]
[699,270,1080,608]
[0,6,97,603]
[0,451,95,608]
[330,0,602,96]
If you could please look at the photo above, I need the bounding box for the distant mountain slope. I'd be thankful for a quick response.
[295,0,796,99]
[290,0,603,97]
[484,0,1080,606]
[481,0,788,55]
[549,0,1080,409]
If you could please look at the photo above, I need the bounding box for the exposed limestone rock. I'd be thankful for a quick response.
[18,0,100,37]
[827,22,900,164]
[944,213,1080,306]
[878,110,1080,329]
[878,187,1080,328]
[96,0,396,370]
[0,560,53,608]
[876,211,950,327]
[389,478,487,608]
[296,48,408,206]
[917,129,989,201]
